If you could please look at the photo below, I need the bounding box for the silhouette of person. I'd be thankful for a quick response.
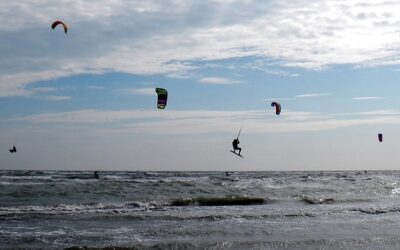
[232,138,241,156]
[94,171,99,179]
[226,171,234,176]
[9,145,16,153]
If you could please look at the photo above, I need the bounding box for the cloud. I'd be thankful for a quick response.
[32,87,57,93]
[358,109,400,116]
[352,96,383,100]
[2,0,400,95]
[265,98,295,102]
[87,85,106,90]
[122,87,156,96]
[0,69,88,97]
[45,96,71,101]
[259,69,299,78]
[8,108,400,135]
[199,77,240,85]
[245,59,299,77]
[296,93,331,98]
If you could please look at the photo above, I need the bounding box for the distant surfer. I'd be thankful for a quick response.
[9,145,16,153]
[232,138,241,156]
[94,171,99,179]
[226,171,233,176]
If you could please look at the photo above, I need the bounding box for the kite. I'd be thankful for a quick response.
[155,88,168,109]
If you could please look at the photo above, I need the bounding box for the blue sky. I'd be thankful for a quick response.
[2,0,400,170]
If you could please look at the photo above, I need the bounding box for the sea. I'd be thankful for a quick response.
[1,170,400,249]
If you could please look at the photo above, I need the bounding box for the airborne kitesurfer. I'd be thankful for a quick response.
[9,145,16,153]
[232,138,241,156]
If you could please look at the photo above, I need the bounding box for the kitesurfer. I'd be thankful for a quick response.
[232,138,241,156]
[9,145,16,153]
[94,171,99,179]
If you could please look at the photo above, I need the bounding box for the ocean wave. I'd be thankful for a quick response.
[0,200,170,218]
[62,237,400,250]
[391,187,400,196]
[351,207,400,215]
[0,181,44,186]
[296,195,372,205]
[0,175,53,180]
[298,196,336,205]
[0,197,267,218]
[171,197,265,206]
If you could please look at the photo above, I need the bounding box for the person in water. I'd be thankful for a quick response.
[232,138,241,156]
[226,171,234,176]
[94,171,99,179]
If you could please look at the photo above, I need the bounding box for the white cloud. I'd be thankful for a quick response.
[87,85,106,90]
[358,109,400,116]
[265,98,295,101]
[2,0,400,95]
[45,96,71,101]
[122,88,156,96]
[199,77,240,85]
[8,108,400,135]
[296,93,331,98]
[32,87,56,93]
[352,96,383,100]
[246,59,299,77]
[0,69,89,97]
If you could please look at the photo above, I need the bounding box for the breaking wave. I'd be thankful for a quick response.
[171,197,266,206]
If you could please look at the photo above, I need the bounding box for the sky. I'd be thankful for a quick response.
[2,0,400,171]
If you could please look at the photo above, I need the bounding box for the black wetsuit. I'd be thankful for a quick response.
[232,139,241,155]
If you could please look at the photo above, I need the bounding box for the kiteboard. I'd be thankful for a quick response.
[230,150,244,158]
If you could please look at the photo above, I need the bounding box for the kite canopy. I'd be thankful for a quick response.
[378,133,383,142]
[271,101,281,115]
[51,20,68,34]
[155,88,168,109]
